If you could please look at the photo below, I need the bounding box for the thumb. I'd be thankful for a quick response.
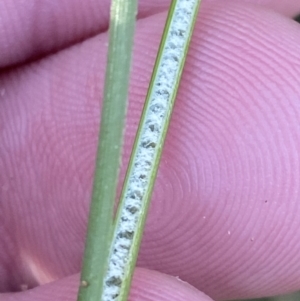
[1,268,214,301]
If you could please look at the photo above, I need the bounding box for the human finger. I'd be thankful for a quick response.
[139,2,300,300]
[0,0,299,68]
[209,0,300,17]
[0,0,170,68]
[0,269,214,301]
[1,1,300,300]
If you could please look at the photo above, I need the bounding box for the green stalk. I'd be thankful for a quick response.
[77,1,137,301]
[102,1,202,300]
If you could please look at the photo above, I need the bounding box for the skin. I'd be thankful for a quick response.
[1,0,300,300]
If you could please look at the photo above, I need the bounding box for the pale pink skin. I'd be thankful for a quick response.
[1,0,300,300]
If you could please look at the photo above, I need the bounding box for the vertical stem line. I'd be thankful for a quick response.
[102,1,202,300]
[77,1,137,301]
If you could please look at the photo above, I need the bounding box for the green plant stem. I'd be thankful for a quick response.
[102,1,202,300]
[77,1,137,301]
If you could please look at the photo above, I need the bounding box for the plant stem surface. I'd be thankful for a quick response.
[102,1,202,300]
[77,1,137,301]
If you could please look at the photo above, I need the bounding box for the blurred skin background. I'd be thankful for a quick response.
[240,291,300,301]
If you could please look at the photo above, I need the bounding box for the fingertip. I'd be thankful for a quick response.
[0,0,171,68]
[0,274,78,301]
[131,268,214,301]
[137,1,300,299]
[1,269,214,301]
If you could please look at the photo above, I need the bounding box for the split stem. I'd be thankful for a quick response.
[102,1,202,300]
